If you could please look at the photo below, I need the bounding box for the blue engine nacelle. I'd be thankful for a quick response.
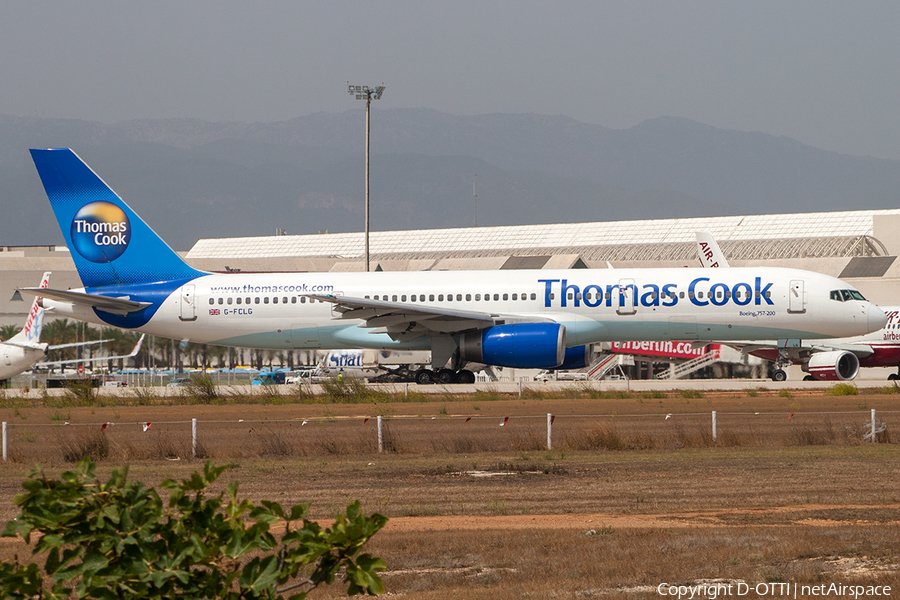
[558,345,591,370]
[459,323,566,369]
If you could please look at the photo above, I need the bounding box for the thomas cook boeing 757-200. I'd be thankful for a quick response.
[20,148,886,383]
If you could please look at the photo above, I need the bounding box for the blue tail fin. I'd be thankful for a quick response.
[30,148,205,288]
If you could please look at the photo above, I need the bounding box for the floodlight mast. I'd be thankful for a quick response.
[348,83,385,272]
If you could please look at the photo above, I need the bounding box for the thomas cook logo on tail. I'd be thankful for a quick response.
[70,201,131,263]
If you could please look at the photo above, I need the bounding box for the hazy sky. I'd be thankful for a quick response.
[3,1,900,159]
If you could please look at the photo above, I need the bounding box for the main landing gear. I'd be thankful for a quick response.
[414,368,477,384]
[770,349,792,382]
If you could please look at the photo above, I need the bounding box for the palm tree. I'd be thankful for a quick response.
[41,319,78,367]
[0,324,21,342]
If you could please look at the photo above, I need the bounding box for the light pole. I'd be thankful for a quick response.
[347,83,385,272]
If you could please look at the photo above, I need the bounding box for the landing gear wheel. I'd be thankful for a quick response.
[457,369,476,384]
[803,375,816,381]
[437,368,458,384]
[414,369,434,385]
[889,373,900,381]
[772,369,787,382]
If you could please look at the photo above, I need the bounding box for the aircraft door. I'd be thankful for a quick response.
[788,280,806,313]
[615,279,637,315]
[179,284,197,322]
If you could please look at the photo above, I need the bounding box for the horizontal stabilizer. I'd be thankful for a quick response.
[36,334,145,368]
[18,287,152,316]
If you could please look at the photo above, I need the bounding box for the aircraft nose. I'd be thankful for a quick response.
[868,304,888,332]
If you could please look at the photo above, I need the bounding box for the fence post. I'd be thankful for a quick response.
[872,408,877,443]
[711,411,717,442]
[377,415,383,453]
[192,418,198,458]
[2,422,6,462]
[547,413,552,450]
[518,380,522,398]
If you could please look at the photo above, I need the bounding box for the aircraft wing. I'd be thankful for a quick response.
[36,334,145,368]
[728,341,875,359]
[47,339,107,351]
[305,293,552,341]
[18,287,152,316]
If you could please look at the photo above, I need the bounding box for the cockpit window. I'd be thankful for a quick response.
[831,289,867,302]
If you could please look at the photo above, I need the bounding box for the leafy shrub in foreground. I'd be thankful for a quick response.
[1,460,387,599]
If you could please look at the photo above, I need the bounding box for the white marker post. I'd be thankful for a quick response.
[712,411,717,442]
[2,422,6,461]
[192,418,198,458]
[547,413,552,450]
[377,415,383,453]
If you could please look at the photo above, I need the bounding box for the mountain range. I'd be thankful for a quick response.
[2,109,898,251]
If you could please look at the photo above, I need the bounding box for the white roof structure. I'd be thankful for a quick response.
[188,209,900,264]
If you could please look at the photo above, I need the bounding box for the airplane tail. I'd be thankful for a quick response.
[10,272,51,344]
[695,231,730,268]
[29,149,205,288]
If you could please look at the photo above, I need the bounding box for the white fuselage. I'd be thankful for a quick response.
[0,343,47,380]
[42,267,885,351]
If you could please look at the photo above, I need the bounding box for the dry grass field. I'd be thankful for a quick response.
[0,381,899,598]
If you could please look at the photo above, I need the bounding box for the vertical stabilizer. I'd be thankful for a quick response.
[695,231,730,268]
[11,272,51,344]
[30,148,205,288]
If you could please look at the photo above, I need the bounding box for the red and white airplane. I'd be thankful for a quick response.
[696,232,900,382]
[1,272,144,383]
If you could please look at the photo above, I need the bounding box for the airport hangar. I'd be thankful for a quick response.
[2,209,900,379]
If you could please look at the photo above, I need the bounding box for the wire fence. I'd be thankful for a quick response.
[2,408,897,463]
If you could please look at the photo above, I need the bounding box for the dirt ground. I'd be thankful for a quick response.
[1,388,899,598]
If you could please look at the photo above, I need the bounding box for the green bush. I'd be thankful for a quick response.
[1,460,386,599]
[826,383,859,396]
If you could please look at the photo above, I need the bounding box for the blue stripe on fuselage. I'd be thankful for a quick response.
[86,277,198,328]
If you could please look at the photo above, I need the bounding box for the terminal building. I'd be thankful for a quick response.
[3,209,900,379]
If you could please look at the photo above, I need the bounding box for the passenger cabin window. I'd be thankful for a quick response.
[209,298,214,305]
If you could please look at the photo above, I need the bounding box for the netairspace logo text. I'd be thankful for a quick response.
[657,581,891,599]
